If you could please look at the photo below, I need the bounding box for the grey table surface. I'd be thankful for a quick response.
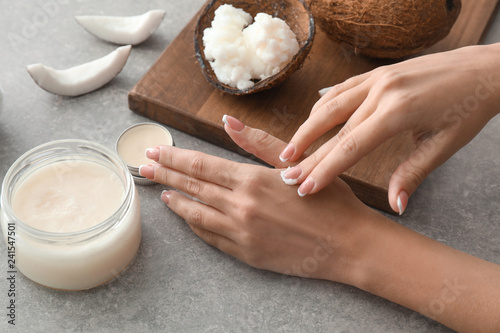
[0,1,499,332]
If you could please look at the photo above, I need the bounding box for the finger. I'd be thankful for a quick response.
[281,97,378,185]
[189,225,244,260]
[280,83,370,163]
[297,112,397,196]
[150,145,238,189]
[223,115,292,168]
[164,191,245,260]
[163,190,237,239]
[282,133,339,184]
[149,163,232,210]
[388,130,457,215]
[311,72,370,115]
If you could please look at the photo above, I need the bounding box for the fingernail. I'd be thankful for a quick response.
[397,191,409,215]
[298,176,315,197]
[146,147,160,162]
[318,86,332,97]
[222,115,245,132]
[161,190,171,204]
[280,166,302,185]
[139,164,154,179]
[279,143,296,162]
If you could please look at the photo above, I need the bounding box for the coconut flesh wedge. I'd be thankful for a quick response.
[75,10,166,45]
[27,45,132,97]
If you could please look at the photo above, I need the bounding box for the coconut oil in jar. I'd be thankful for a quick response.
[0,139,141,290]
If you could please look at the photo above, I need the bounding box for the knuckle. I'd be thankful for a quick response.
[401,160,428,187]
[377,69,403,91]
[250,130,273,153]
[160,146,174,165]
[189,153,206,177]
[330,82,345,96]
[218,168,232,187]
[185,176,202,196]
[337,126,358,156]
[238,199,259,223]
[202,231,218,248]
[240,172,265,194]
[339,135,358,155]
[186,207,204,227]
[324,98,341,115]
[336,124,351,142]
[408,164,428,185]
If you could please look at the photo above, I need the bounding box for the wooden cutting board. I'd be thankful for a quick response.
[128,0,499,213]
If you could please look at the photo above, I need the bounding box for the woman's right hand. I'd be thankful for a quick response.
[278,44,500,213]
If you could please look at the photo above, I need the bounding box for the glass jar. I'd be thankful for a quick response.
[0,139,141,290]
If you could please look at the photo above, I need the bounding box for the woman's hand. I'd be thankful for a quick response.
[139,119,375,284]
[139,119,500,332]
[278,44,500,213]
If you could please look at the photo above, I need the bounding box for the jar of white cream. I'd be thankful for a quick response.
[0,139,141,290]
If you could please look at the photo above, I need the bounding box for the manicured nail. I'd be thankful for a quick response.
[139,164,155,179]
[318,86,332,97]
[222,115,245,132]
[146,147,160,162]
[397,191,409,215]
[279,143,296,162]
[298,176,315,197]
[161,190,171,204]
[280,166,302,185]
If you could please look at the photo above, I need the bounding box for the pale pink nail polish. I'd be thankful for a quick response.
[298,177,315,197]
[284,166,302,180]
[145,147,160,162]
[161,190,171,204]
[222,115,245,132]
[279,144,295,162]
[397,191,409,215]
[139,164,154,179]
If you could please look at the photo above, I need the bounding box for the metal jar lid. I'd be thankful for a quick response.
[115,122,174,185]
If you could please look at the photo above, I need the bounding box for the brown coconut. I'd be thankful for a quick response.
[195,0,315,95]
[307,0,461,59]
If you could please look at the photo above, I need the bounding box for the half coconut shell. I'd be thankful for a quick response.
[194,0,315,95]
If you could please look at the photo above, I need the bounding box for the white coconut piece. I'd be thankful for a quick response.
[27,45,132,97]
[318,86,332,97]
[75,10,166,45]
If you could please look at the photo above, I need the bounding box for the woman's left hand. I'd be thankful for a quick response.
[138,118,375,284]
[139,117,500,332]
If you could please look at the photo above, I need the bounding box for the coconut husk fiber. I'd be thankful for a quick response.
[307,0,461,59]
[195,0,315,95]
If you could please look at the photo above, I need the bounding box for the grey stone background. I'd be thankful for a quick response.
[0,1,499,332]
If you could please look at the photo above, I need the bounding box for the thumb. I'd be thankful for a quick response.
[388,131,454,215]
